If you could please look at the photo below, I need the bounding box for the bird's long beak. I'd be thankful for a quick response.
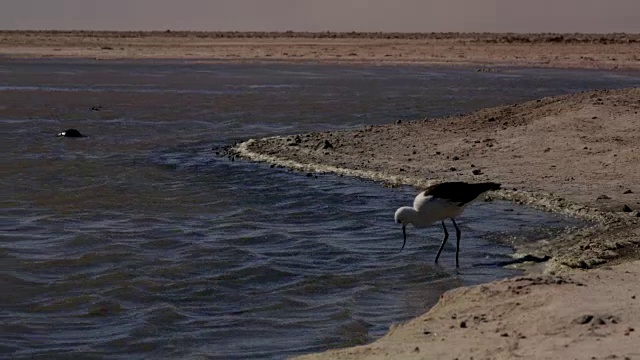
[401,225,407,250]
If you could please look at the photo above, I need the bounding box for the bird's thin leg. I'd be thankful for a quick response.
[452,218,461,268]
[435,221,449,264]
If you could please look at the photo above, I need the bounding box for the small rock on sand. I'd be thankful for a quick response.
[316,140,333,150]
[574,314,594,324]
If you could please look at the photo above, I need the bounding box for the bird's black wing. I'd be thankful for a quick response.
[423,182,501,205]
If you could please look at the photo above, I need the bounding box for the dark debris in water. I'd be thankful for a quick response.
[491,254,552,267]
[87,301,122,317]
[57,129,84,138]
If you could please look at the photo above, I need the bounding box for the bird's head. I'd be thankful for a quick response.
[394,206,413,250]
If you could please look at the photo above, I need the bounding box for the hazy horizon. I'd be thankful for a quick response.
[1,0,639,33]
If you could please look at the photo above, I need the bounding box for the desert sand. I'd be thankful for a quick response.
[3,31,639,359]
[235,88,640,359]
[1,31,640,70]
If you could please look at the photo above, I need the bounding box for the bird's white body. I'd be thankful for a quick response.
[394,181,501,267]
[396,193,466,228]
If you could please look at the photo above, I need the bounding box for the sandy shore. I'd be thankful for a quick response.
[297,261,640,360]
[234,88,640,359]
[1,31,640,70]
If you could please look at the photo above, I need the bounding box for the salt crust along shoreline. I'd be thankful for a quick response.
[232,88,640,359]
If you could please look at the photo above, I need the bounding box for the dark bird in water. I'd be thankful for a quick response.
[57,129,84,138]
[394,181,501,267]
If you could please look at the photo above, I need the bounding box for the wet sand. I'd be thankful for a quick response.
[3,31,640,359]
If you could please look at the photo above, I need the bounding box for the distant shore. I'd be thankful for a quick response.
[1,30,639,70]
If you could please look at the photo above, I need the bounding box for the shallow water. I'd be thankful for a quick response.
[1,60,639,359]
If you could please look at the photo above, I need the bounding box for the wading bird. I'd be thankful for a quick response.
[394,181,501,267]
